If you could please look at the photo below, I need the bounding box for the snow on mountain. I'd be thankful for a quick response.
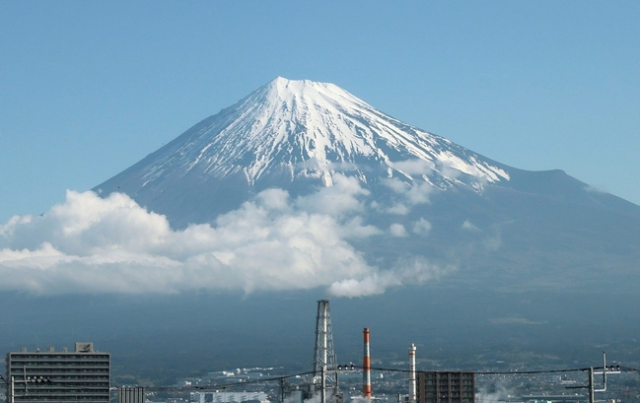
[102,77,509,201]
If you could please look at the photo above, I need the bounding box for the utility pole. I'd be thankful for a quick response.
[566,352,621,403]
[279,377,284,403]
[588,367,594,403]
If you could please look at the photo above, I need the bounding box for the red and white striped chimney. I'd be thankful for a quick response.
[363,328,372,398]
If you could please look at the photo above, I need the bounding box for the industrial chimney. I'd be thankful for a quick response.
[363,328,372,398]
[409,343,416,403]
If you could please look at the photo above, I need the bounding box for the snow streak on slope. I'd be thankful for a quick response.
[135,77,509,191]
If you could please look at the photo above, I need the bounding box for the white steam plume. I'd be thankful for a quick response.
[475,378,514,403]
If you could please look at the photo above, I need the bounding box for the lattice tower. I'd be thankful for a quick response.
[313,300,340,402]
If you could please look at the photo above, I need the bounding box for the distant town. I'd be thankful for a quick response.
[2,301,639,403]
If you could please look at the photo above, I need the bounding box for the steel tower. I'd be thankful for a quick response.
[313,300,339,403]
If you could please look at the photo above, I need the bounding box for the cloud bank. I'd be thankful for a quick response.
[327,256,454,298]
[0,174,447,295]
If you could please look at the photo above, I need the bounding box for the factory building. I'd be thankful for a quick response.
[5,342,110,403]
[416,371,475,403]
[190,391,270,403]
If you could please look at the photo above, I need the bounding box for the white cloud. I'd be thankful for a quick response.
[296,174,368,217]
[0,173,451,296]
[489,317,547,325]
[585,185,607,194]
[392,159,434,176]
[339,217,383,239]
[382,177,407,193]
[462,220,480,232]
[483,229,502,251]
[385,203,409,215]
[327,256,455,298]
[412,218,432,236]
[459,220,502,251]
[380,178,434,213]
[0,183,379,294]
[389,223,408,238]
[405,182,433,204]
[435,158,463,181]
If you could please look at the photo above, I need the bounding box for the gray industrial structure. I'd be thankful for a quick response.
[312,300,340,403]
[416,371,475,403]
[118,386,145,403]
[5,342,110,403]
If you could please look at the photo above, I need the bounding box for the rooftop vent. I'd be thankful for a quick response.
[75,342,94,353]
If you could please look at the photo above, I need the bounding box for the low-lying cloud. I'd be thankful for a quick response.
[0,174,449,295]
[326,256,454,298]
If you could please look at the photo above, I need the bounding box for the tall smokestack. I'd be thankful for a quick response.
[313,300,338,403]
[363,328,372,398]
[409,343,416,403]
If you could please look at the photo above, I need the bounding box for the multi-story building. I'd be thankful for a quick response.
[5,342,110,403]
[416,371,475,403]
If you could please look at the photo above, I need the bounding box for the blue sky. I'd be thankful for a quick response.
[1,1,639,223]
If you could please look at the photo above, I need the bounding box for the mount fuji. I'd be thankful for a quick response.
[3,78,640,384]
[94,77,640,292]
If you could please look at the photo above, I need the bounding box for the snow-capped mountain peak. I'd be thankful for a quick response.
[136,77,509,190]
